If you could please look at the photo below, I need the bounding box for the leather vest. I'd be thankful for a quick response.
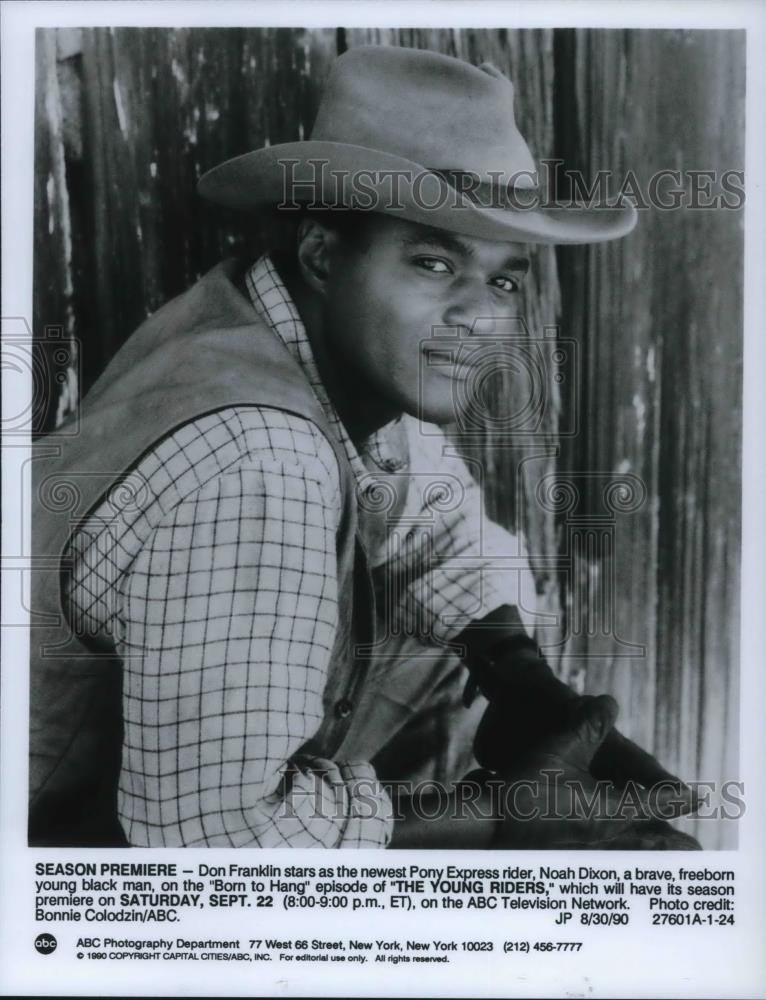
[28,259,376,846]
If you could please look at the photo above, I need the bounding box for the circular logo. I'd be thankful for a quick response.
[34,932,57,955]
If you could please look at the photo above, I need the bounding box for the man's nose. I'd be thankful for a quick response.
[441,282,502,336]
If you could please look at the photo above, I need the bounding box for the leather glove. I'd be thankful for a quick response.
[464,631,699,823]
[465,694,700,850]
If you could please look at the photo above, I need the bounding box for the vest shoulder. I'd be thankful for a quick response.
[67,259,327,431]
[32,260,355,561]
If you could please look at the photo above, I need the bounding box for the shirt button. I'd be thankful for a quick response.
[334,698,353,720]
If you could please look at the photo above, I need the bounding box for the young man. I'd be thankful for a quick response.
[29,45,698,849]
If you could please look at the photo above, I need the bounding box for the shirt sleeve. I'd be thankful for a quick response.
[112,420,392,848]
[384,420,539,647]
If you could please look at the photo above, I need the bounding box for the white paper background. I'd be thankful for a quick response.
[2,2,765,996]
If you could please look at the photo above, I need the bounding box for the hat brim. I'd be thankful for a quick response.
[198,141,637,245]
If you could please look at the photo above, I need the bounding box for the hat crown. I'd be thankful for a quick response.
[310,46,537,183]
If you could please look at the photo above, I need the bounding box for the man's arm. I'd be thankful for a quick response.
[385,423,698,845]
[91,407,393,847]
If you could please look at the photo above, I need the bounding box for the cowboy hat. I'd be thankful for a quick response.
[198,45,636,245]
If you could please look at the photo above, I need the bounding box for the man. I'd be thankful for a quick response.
[29,45,698,849]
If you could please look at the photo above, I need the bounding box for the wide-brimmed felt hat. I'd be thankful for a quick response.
[198,45,637,245]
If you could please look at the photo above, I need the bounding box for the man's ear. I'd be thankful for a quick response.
[296,219,338,296]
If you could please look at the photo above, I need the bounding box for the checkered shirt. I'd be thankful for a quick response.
[66,254,536,848]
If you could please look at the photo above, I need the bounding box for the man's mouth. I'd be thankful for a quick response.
[424,346,458,365]
[422,343,488,375]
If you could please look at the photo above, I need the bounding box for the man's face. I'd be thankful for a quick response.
[320,214,530,426]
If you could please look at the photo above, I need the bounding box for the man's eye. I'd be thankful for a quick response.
[491,275,521,294]
[415,257,452,274]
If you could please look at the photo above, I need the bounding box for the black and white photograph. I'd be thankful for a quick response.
[27,21,743,851]
[2,2,764,997]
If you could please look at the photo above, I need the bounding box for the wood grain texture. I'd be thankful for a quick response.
[33,27,743,848]
[33,29,80,431]
[554,29,743,846]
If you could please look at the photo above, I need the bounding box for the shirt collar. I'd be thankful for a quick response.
[244,254,409,483]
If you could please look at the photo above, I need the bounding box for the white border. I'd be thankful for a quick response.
[2,2,765,997]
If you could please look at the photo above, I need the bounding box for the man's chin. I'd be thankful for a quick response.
[407,372,485,426]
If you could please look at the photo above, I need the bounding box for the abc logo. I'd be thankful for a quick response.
[34,933,57,955]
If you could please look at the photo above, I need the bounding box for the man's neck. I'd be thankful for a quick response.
[277,261,400,448]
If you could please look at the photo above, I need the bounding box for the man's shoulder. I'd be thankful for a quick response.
[145,258,258,336]
[111,258,296,381]
[72,405,343,552]
[69,257,336,474]
[35,261,353,562]
[161,405,343,500]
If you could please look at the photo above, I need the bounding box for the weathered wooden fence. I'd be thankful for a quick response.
[33,26,743,847]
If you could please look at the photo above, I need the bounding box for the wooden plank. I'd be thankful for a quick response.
[55,27,338,398]
[555,29,743,847]
[33,28,78,433]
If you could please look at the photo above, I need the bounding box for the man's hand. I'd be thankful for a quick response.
[475,694,700,850]
[589,725,699,818]
[465,630,698,822]
[387,694,699,851]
